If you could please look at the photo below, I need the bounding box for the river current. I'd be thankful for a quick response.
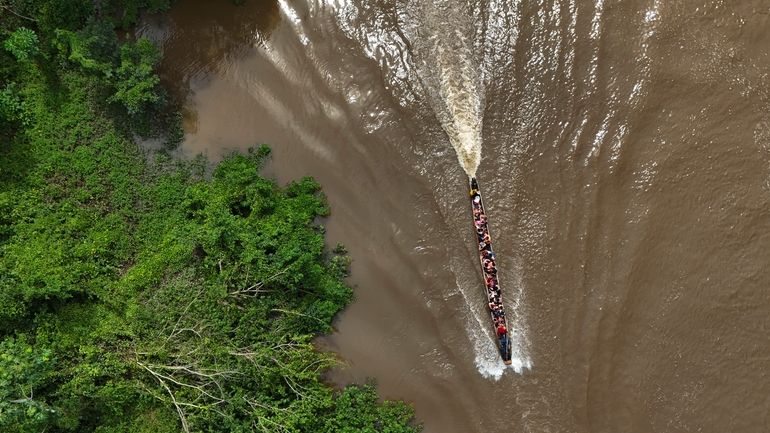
[138,1,770,432]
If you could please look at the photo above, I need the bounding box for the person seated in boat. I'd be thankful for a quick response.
[474,219,484,229]
[482,233,491,244]
[484,259,495,270]
[473,207,481,218]
[479,240,488,251]
[497,323,507,337]
[473,194,481,205]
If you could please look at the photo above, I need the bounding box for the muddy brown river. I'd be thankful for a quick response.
[138,1,770,432]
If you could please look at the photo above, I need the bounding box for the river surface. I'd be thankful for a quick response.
[138,1,770,432]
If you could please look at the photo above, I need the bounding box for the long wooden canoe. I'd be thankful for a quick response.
[469,177,512,365]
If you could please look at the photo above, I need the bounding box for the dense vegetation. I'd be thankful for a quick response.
[0,1,419,431]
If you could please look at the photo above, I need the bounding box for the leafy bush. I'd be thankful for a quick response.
[109,38,162,115]
[3,27,39,62]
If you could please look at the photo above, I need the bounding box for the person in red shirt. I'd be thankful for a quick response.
[497,323,507,337]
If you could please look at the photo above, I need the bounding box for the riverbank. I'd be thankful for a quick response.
[0,2,419,431]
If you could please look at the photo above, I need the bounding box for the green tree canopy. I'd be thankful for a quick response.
[3,27,39,62]
[109,38,162,115]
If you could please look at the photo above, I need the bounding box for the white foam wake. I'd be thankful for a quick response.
[411,1,484,178]
[451,260,532,380]
[434,40,484,178]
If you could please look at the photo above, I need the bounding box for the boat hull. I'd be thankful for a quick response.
[469,177,513,365]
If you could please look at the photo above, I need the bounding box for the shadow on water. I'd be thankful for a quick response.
[138,0,281,107]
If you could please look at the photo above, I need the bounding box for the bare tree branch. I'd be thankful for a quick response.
[166,289,203,342]
[137,362,191,433]
[229,268,290,297]
[1,3,38,22]
[271,308,327,326]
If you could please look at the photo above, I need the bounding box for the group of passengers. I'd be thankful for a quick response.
[471,188,507,338]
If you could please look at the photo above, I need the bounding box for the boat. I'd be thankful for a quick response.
[469,177,513,365]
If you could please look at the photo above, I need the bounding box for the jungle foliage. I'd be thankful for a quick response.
[0,1,420,431]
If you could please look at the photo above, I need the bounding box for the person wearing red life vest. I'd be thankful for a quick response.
[497,323,507,337]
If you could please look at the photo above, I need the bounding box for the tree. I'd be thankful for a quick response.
[3,27,38,62]
[109,37,162,115]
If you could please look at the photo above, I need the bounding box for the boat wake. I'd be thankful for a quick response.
[410,0,484,178]
[473,326,533,380]
[417,2,531,378]
[451,252,532,380]
[325,0,531,378]
[455,280,532,381]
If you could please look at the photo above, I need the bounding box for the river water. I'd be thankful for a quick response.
[138,1,770,432]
